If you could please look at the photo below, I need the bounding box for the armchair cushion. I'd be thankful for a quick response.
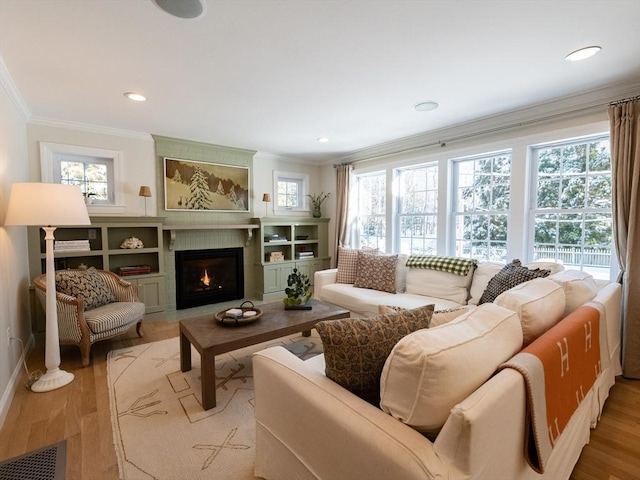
[84,301,146,334]
[55,267,116,310]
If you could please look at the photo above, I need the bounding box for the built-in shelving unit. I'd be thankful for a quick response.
[252,217,330,302]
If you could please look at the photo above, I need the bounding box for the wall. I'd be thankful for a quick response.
[0,67,31,428]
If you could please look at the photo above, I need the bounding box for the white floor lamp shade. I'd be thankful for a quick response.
[4,183,91,392]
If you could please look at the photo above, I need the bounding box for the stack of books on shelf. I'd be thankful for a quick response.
[266,235,288,243]
[267,251,285,262]
[297,251,315,259]
[118,265,152,276]
[54,239,90,252]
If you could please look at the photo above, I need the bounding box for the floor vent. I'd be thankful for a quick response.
[0,440,66,480]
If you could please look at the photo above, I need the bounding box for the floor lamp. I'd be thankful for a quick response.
[4,183,90,392]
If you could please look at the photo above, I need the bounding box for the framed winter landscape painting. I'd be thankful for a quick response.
[164,157,250,212]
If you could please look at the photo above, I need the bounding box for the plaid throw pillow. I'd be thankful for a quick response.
[336,246,379,284]
[478,261,550,305]
[406,255,477,276]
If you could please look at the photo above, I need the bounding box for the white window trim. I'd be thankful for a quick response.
[273,170,310,214]
[40,142,125,214]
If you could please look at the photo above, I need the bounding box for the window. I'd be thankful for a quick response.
[452,151,511,262]
[354,171,386,250]
[40,142,124,211]
[530,135,612,279]
[273,171,309,212]
[396,164,438,254]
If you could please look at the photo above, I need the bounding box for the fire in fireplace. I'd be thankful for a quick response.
[175,247,244,309]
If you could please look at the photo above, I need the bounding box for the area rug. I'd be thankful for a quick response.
[107,332,322,480]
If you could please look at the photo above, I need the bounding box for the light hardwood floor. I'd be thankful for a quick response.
[1,319,638,480]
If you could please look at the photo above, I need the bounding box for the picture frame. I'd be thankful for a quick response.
[164,157,250,212]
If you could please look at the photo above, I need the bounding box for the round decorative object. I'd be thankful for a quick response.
[120,236,144,249]
[215,301,262,326]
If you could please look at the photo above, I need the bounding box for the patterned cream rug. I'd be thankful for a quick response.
[107,332,322,480]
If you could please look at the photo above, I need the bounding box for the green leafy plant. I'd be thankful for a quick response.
[306,191,330,210]
[283,268,312,307]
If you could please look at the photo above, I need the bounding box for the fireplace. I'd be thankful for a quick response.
[175,247,244,310]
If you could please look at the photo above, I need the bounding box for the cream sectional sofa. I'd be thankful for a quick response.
[253,264,622,480]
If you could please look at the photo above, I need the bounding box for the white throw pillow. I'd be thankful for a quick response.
[380,303,522,435]
[548,270,599,316]
[468,262,503,305]
[494,278,566,345]
[405,267,474,305]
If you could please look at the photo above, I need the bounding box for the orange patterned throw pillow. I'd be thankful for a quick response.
[354,251,398,293]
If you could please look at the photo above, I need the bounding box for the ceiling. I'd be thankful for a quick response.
[1,0,639,163]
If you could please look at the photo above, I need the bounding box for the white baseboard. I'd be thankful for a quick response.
[0,333,35,429]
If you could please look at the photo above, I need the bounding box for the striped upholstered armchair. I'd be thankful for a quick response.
[33,268,145,367]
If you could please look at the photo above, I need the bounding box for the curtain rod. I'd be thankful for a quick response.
[609,94,640,106]
[334,95,636,168]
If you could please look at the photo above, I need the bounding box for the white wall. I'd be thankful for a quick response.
[26,124,157,217]
[0,67,31,428]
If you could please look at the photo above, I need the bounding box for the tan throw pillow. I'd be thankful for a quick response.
[315,304,434,405]
[55,267,116,311]
[354,251,398,293]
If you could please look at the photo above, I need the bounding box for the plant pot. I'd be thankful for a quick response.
[312,207,321,218]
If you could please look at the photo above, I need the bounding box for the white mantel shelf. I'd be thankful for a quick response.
[163,223,259,249]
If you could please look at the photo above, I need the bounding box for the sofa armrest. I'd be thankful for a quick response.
[253,347,448,480]
[313,268,338,301]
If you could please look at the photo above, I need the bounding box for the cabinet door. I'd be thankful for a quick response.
[263,264,294,294]
[295,260,322,284]
[135,275,166,313]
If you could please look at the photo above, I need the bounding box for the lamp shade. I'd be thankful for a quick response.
[138,186,152,197]
[262,193,271,202]
[4,183,90,227]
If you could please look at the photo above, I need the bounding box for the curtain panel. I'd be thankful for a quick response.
[334,163,352,259]
[608,97,640,379]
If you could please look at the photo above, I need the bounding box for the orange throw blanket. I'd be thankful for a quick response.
[499,306,601,473]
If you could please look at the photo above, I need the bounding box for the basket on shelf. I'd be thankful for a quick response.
[214,301,262,326]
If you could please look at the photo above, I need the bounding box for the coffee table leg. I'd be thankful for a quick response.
[180,330,191,372]
[202,351,216,410]
[302,329,311,337]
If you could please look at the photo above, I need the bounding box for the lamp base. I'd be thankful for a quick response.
[31,368,74,393]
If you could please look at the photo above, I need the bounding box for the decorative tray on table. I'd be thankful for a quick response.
[214,301,262,326]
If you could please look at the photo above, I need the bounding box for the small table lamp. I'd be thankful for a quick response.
[139,185,152,216]
[262,193,271,217]
[4,183,90,392]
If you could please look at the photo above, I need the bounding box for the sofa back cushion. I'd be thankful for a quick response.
[548,270,599,316]
[380,303,522,435]
[468,262,504,305]
[405,267,474,305]
[494,278,566,345]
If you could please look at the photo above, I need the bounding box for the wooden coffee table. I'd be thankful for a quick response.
[179,299,349,410]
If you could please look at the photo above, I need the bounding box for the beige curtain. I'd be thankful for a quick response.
[334,163,353,258]
[608,97,640,379]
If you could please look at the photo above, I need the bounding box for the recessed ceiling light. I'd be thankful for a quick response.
[565,46,602,62]
[317,137,329,143]
[151,0,207,19]
[413,101,439,112]
[124,92,147,102]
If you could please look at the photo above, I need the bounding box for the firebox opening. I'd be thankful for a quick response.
[175,247,244,310]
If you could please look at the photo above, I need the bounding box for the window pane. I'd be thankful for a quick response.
[355,172,386,249]
[397,164,438,254]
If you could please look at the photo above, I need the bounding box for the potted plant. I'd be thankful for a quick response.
[306,191,330,218]
[83,191,97,205]
[283,268,312,309]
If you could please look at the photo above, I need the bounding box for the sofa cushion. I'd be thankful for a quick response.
[468,262,504,305]
[548,270,599,316]
[395,254,409,293]
[354,251,398,293]
[84,301,145,334]
[336,246,378,284]
[525,261,564,275]
[321,283,461,317]
[55,267,116,311]
[380,303,522,435]
[478,260,550,305]
[405,267,475,305]
[315,304,434,405]
[494,278,566,345]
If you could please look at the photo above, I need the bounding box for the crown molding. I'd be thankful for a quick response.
[0,56,31,122]
[254,151,325,167]
[29,116,154,142]
[335,81,640,164]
